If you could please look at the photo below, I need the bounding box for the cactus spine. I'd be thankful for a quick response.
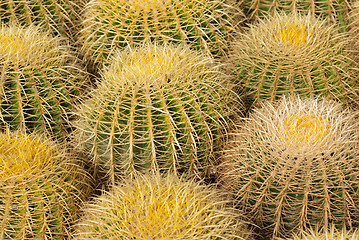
[0,131,91,239]
[229,13,358,106]
[73,43,240,183]
[220,96,359,238]
[74,173,253,240]
[79,0,242,64]
[0,24,87,141]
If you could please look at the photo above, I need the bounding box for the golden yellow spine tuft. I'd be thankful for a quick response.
[277,24,308,45]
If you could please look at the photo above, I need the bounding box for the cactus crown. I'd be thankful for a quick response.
[0,132,55,178]
[75,174,252,239]
[284,112,329,146]
[103,43,213,87]
[277,24,309,46]
[0,25,62,64]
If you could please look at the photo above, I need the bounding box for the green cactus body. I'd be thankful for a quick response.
[0,131,91,239]
[239,0,352,31]
[74,173,253,239]
[73,43,240,183]
[79,0,242,64]
[230,13,358,106]
[220,96,359,238]
[0,25,87,141]
[0,0,85,42]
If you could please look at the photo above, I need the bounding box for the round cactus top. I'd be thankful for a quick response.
[232,13,348,60]
[240,96,358,156]
[0,25,65,65]
[75,174,252,239]
[102,43,219,87]
[0,132,57,178]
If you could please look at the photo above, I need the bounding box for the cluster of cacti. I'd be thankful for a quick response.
[0,130,91,239]
[0,24,87,141]
[229,13,358,106]
[72,43,240,183]
[1,0,359,239]
[220,96,359,238]
[78,0,242,64]
[74,173,253,240]
[290,226,359,240]
[238,0,352,30]
[0,0,85,42]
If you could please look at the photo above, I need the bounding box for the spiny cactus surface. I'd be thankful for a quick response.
[74,173,253,240]
[239,0,352,30]
[229,13,358,107]
[79,0,242,64]
[220,96,359,238]
[73,43,240,183]
[0,24,87,141]
[0,0,85,42]
[290,226,359,240]
[0,131,92,239]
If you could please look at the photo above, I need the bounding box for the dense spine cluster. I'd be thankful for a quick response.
[220,96,359,238]
[73,43,240,183]
[74,174,253,240]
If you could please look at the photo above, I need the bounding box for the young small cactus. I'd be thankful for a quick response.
[229,13,358,107]
[0,130,92,239]
[72,43,240,184]
[0,24,87,141]
[239,0,352,31]
[79,0,242,64]
[220,96,359,238]
[290,226,359,240]
[0,0,86,43]
[74,173,253,240]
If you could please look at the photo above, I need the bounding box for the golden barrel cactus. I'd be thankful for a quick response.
[220,96,359,238]
[74,174,253,239]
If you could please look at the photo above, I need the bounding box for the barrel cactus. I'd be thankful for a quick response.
[72,43,240,183]
[79,0,242,64]
[74,173,253,240]
[0,24,87,141]
[229,13,358,107]
[238,0,352,31]
[0,0,86,43]
[0,131,92,239]
[220,96,359,238]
